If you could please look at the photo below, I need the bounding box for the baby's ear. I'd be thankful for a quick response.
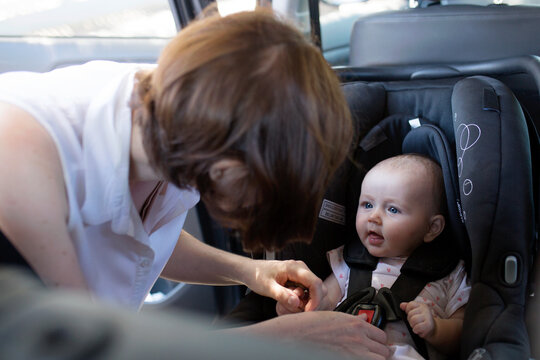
[424,214,445,243]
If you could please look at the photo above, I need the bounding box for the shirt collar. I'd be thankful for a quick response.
[80,65,147,242]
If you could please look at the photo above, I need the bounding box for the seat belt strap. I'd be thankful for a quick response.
[347,265,372,298]
[391,274,431,359]
[346,265,430,359]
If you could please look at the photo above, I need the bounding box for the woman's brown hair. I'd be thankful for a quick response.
[134,8,353,251]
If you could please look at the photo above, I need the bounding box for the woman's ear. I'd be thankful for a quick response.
[424,214,445,243]
[208,158,247,187]
[207,159,253,214]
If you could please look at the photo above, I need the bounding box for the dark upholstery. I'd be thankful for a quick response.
[451,76,534,358]
[349,5,540,67]
[0,229,38,277]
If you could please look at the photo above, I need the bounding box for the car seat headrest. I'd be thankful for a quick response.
[402,125,471,273]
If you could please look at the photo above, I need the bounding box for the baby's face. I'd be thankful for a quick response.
[355,165,437,258]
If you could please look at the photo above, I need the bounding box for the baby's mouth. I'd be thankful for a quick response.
[367,231,384,246]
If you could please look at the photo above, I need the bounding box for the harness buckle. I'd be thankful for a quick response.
[351,303,385,328]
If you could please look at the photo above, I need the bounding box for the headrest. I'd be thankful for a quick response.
[402,124,470,275]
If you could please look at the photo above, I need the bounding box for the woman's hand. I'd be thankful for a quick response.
[288,311,390,359]
[276,272,342,316]
[229,311,390,360]
[245,259,326,313]
[276,284,310,315]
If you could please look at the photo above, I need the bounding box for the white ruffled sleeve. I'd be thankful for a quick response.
[444,260,471,317]
[326,245,350,305]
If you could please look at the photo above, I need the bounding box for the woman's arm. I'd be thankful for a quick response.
[0,102,87,290]
[162,230,325,311]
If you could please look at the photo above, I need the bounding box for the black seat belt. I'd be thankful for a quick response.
[389,272,431,358]
[340,264,430,359]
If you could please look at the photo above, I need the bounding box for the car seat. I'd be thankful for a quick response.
[222,55,539,359]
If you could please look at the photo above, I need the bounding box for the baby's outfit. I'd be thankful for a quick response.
[327,245,470,360]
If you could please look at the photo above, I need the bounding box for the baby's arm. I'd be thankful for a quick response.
[400,301,465,355]
[319,273,344,311]
[276,273,343,315]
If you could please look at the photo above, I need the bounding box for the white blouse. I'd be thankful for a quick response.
[0,61,200,308]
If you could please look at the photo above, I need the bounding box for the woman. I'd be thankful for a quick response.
[0,9,389,359]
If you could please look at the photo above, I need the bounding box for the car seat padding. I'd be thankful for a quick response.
[452,76,534,359]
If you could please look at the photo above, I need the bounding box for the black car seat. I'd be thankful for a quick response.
[340,76,537,359]
[348,4,540,67]
[339,64,538,359]
[343,59,539,360]
[222,56,539,359]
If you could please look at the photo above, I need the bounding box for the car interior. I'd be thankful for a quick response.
[0,0,539,359]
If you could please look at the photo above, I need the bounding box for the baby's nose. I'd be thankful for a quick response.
[368,209,382,224]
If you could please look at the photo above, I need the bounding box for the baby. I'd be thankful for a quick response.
[278,154,470,359]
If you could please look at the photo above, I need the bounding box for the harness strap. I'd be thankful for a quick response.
[346,261,371,298]
[391,273,431,358]
[344,265,430,359]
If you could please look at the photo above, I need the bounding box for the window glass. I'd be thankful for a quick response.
[320,0,407,24]
[216,0,257,16]
[0,0,176,37]
[318,0,407,64]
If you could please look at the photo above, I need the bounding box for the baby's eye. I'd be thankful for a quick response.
[362,202,373,209]
[388,207,399,214]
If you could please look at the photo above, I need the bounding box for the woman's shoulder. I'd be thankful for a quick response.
[0,101,69,223]
[0,102,64,192]
[0,101,54,150]
[0,101,63,176]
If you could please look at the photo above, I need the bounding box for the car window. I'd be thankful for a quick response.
[216,0,540,66]
[0,0,177,38]
[318,0,408,65]
[214,0,408,65]
[216,0,257,15]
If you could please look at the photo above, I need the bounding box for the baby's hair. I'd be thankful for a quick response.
[373,154,446,215]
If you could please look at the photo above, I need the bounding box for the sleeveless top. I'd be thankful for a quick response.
[0,61,200,308]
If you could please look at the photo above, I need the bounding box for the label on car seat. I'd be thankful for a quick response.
[319,199,346,225]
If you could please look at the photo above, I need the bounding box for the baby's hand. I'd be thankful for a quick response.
[276,283,309,316]
[400,301,436,339]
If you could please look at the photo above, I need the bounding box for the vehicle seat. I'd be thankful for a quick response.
[349,4,540,67]
[321,72,537,359]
